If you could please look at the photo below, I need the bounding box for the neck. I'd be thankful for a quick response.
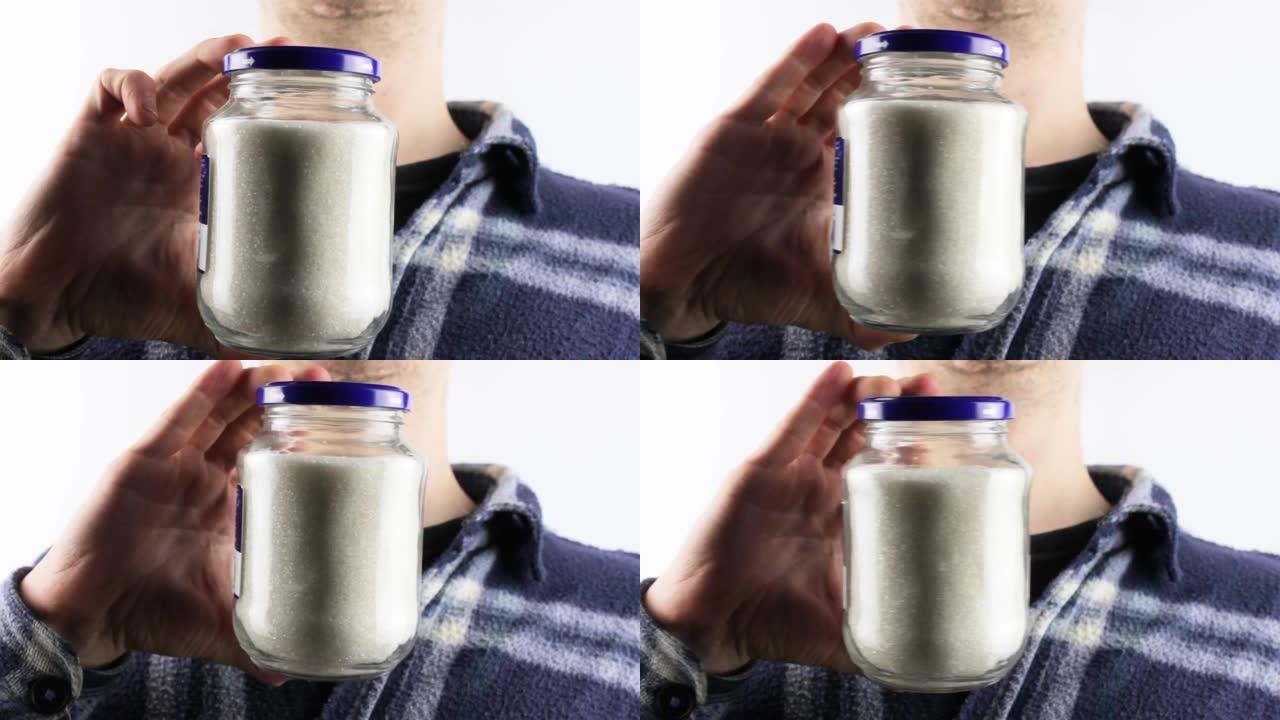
[259,7,471,164]
[367,40,471,164]
[403,395,473,527]
[1006,392,1110,534]
[899,5,1111,166]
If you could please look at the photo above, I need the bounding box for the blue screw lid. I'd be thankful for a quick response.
[257,381,409,410]
[853,29,1010,66]
[223,45,381,81]
[858,396,1013,422]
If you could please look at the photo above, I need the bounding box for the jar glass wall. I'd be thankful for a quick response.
[197,47,398,358]
[842,396,1031,692]
[233,381,425,680]
[833,30,1027,334]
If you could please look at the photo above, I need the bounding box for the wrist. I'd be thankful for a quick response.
[18,563,121,668]
[639,281,720,344]
[644,576,745,674]
[0,289,82,355]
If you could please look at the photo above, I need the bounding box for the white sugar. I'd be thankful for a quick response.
[234,452,424,679]
[200,118,396,357]
[843,465,1029,689]
[835,98,1026,333]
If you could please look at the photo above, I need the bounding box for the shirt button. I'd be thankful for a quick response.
[655,683,695,719]
[28,675,71,714]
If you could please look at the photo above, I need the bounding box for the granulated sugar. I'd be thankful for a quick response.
[235,452,424,678]
[834,98,1026,333]
[843,465,1029,690]
[200,118,396,356]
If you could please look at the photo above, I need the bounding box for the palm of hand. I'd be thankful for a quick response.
[665,117,838,331]
[87,448,240,667]
[712,454,849,670]
[44,123,208,348]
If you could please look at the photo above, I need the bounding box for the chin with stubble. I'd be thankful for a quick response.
[897,360,1071,402]
[273,360,447,404]
[261,0,430,46]
[899,0,1062,42]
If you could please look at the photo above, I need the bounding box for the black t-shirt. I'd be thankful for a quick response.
[1024,154,1099,239]
[394,153,462,232]
[903,516,1102,718]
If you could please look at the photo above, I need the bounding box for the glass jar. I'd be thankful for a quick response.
[841,396,1030,692]
[198,46,399,358]
[233,381,425,680]
[832,30,1027,334]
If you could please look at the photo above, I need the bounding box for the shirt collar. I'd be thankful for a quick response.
[1088,465,1182,581]
[1089,102,1181,216]
[448,101,543,213]
[450,463,547,581]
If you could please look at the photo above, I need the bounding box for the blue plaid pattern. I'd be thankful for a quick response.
[641,466,1280,719]
[662,104,1280,360]
[0,104,640,360]
[0,465,640,719]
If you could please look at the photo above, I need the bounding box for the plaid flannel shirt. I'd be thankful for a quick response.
[0,103,640,360]
[641,466,1280,719]
[0,465,640,719]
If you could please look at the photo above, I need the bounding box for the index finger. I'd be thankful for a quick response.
[168,36,293,146]
[154,34,255,121]
[747,362,854,470]
[726,23,841,125]
[131,361,243,457]
[805,374,897,463]
[822,372,938,469]
[188,364,296,454]
[206,365,332,472]
[776,22,884,124]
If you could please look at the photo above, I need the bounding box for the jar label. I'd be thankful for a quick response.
[233,483,243,598]
[197,155,210,274]
[831,137,845,255]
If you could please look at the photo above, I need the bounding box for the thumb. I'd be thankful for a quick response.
[898,373,942,397]
[803,281,915,349]
[85,68,160,126]
[816,303,915,350]
[233,649,289,687]
[199,624,290,686]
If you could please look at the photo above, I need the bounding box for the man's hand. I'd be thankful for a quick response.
[18,361,329,682]
[644,362,939,674]
[0,35,285,355]
[640,23,913,349]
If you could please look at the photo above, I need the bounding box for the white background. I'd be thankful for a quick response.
[0,0,639,224]
[641,0,1280,197]
[0,361,639,574]
[640,361,1280,578]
